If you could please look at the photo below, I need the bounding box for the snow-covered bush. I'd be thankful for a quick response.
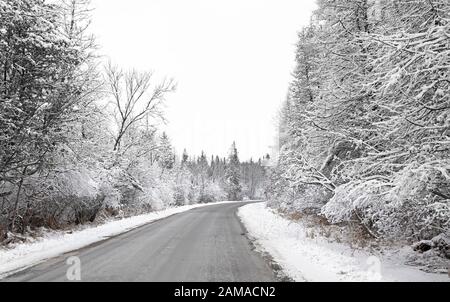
[95,170,122,210]
[199,182,227,203]
[6,168,105,230]
[266,143,333,214]
[322,163,450,241]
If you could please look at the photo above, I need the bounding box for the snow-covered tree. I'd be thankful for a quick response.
[241,159,266,200]
[157,132,175,172]
[0,0,100,232]
[268,0,450,242]
[225,142,242,201]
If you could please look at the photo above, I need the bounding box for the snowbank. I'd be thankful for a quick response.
[238,203,449,282]
[0,201,238,279]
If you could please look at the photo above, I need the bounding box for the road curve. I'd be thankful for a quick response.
[5,202,276,282]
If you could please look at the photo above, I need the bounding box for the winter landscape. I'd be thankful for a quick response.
[0,0,449,283]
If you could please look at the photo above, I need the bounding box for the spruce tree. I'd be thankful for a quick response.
[158,132,175,171]
[225,142,242,201]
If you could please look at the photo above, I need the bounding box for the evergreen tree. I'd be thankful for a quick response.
[197,151,209,202]
[158,132,175,171]
[225,142,242,201]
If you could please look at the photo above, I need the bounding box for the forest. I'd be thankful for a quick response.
[266,0,449,247]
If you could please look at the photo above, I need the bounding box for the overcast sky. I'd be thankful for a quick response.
[90,0,317,161]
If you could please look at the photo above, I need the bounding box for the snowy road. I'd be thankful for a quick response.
[4,202,276,282]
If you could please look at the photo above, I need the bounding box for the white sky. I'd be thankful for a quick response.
[90,0,317,161]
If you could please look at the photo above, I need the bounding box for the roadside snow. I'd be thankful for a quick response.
[0,201,239,279]
[238,203,449,282]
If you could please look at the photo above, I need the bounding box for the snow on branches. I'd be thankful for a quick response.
[268,0,450,242]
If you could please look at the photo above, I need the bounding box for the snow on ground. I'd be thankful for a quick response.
[238,203,449,282]
[0,201,239,279]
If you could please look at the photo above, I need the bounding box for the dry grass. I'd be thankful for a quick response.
[276,208,380,250]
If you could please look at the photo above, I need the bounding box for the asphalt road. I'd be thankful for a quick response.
[5,202,276,282]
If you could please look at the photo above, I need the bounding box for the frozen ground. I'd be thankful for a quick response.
[0,201,239,279]
[238,203,449,282]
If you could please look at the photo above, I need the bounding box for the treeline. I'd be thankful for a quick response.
[175,142,267,205]
[267,0,449,243]
[0,0,265,241]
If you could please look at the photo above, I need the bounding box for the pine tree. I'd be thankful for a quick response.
[225,142,242,201]
[0,0,99,231]
[158,132,175,171]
